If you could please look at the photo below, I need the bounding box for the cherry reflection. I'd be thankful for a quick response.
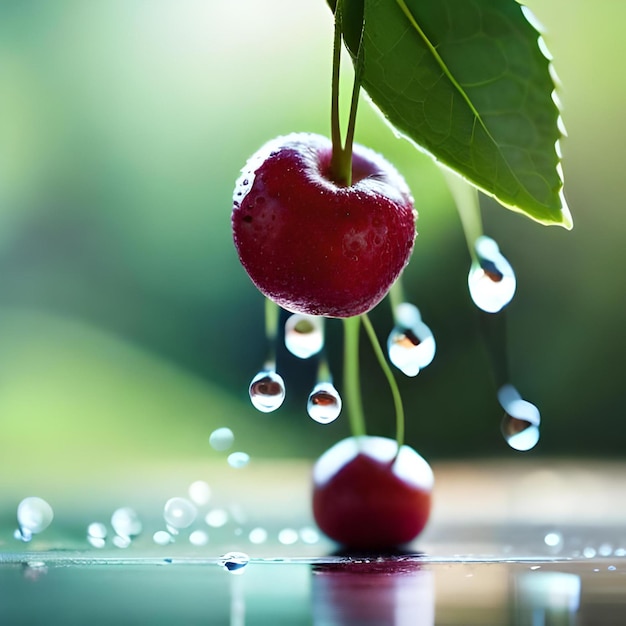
[311,557,434,626]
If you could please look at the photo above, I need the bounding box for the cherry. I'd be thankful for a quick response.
[232,133,416,318]
[312,436,433,550]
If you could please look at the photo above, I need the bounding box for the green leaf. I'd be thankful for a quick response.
[345,0,571,228]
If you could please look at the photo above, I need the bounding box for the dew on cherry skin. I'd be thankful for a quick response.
[498,384,541,451]
[307,381,342,424]
[284,313,324,359]
[249,370,285,412]
[387,303,436,376]
[468,236,516,313]
[219,551,250,575]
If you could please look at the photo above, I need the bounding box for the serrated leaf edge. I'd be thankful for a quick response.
[393,0,572,229]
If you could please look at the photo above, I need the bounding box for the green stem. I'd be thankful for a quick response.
[330,1,343,177]
[329,0,362,186]
[361,314,405,450]
[443,169,484,262]
[342,316,367,438]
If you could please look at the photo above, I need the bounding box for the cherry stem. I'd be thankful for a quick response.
[361,313,405,451]
[342,316,367,438]
[329,0,362,187]
[442,169,483,263]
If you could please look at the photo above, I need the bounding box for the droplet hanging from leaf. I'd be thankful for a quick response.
[336,0,572,227]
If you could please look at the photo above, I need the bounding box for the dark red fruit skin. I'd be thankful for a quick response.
[312,437,433,550]
[232,133,416,318]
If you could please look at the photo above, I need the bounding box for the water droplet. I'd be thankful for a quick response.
[227,452,250,469]
[153,530,173,546]
[219,551,249,575]
[163,497,197,529]
[249,370,285,412]
[189,530,209,546]
[501,414,540,451]
[387,303,436,376]
[188,480,212,505]
[111,507,142,539]
[599,543,613,557]
[468,236,516,313]
[583,546,597,559]
[307,382,342,424]
[113,535,131,549]
[278,528,299,545]
[544,532,563,548]
[248,527,268,544]
[284,314,324,359]
[299,527,320,545]
[205,508,229,528]
[209,427,235,451]
[87,522,107,548]
[498,384,541,451]
[16,497,54,540]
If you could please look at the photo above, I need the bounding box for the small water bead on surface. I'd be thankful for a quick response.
[583,547,597,559]
[299,527,320,545]
[205,508,229,528]
[153,530,173,546]
[188,480,212,505]
[387,303,436,376]
[113,535,131,549]
[544,532,563,549]
[189,530,209,546]
[284,313,324,359]
[87,522,107,549]
[228,452,250,469]
[111,507,142,539]
[209,427,235,452]
[498,384,541,452]
[307,382,342,424]
[163,497,197,530]
[249,370,285,412]
[248,527,268,545]
[16,497,54,541]
[219,551,250,575]
[278,528,299,545]
[468,236,516,313]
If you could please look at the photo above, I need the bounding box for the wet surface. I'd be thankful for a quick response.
[1,553,625,625]
[2,459,626,624]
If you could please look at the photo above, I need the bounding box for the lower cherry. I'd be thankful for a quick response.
[312,436,433,550]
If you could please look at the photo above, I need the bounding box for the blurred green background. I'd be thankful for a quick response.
[0,0,624,488]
